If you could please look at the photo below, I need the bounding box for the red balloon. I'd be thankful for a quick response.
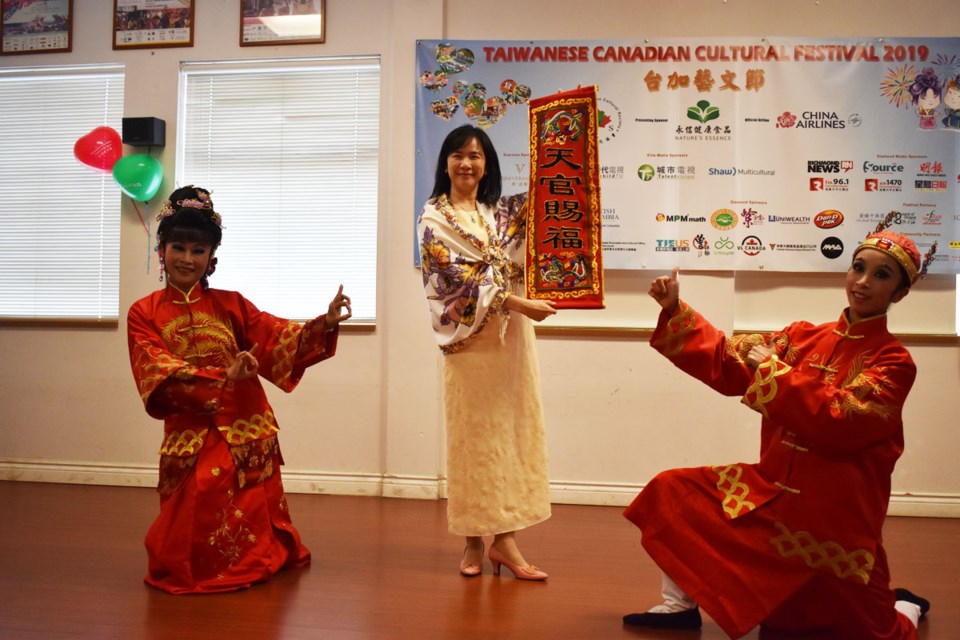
[74,126,122,172]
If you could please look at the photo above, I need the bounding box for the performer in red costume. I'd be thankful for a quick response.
[623,221,935,639]
[127,185,352,594]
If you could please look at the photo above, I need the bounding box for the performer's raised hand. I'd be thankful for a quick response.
[227,343,260,381]
[326,284,353,326]
[745,336,777,371]
[649,266,679,314]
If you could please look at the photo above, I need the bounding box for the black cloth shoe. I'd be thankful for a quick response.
[623,607,702,629]
[895,588,930,620]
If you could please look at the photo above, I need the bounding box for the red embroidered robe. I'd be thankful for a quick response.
[127,283,338,593]
[624,301,919,640]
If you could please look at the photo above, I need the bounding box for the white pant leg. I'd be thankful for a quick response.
[894,600,921,629]
[647,571,698,614]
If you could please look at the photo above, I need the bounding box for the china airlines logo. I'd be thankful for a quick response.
[776,112,798,128]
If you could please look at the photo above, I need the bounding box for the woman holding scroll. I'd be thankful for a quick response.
[418,124,558,580]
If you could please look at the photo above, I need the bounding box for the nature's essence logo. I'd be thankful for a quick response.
[687,100,719,124]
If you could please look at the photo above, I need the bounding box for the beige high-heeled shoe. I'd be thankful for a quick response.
[459,542,484,577]
[489,546,547,581]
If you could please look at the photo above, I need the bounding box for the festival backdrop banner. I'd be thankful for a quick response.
[527,86,604,308]
[414,38,959,275]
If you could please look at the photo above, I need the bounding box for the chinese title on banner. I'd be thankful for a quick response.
[526,86,604,309]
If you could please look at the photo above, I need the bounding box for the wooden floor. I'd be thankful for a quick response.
[0,481,956,640]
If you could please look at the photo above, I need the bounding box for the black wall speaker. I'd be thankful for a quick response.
[122,117,166,147]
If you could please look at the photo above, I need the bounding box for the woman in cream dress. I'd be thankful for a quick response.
[418,124,557,580]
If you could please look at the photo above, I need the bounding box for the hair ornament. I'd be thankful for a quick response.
[156,200,176,222]
[155,186,222,228]
[177,192,213,211]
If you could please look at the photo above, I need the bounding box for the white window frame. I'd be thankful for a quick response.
[0,64,125,324]
[177,56,380,323]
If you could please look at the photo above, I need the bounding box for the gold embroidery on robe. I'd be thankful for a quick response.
[743,356,792,418]
[136,345,185,400]
[270,320,303,388]
[778,336,800,365]
[714,464,757,518]
[727,333,799,367]
[830,354,897,419]
[230,437,280,489]
[652,301,697,357]
[727,334,763,363]
[220,410,279,445]
[208,488,256,573]
[159,428,208,456]
[161,311,238,366]
[769,521,875,584]
[158,455,198,496]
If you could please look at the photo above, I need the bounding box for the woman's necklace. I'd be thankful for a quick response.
[452,201,478,224]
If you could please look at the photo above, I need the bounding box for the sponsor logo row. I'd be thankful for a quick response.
[649,208,943,230]
[654,235,849,259]
[629,159,948,193]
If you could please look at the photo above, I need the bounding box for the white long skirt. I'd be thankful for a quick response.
[442,311,551,536]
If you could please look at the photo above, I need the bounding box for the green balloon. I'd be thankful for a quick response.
[112,154,163,201]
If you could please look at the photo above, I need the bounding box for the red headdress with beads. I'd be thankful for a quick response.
[853,211,937,285]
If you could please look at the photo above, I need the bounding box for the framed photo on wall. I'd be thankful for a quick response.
[1,0,73,55]
[113,0,194,50]
[240,0,325,47]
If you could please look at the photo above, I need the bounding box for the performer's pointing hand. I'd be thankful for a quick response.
[227,343,260,381]
[326,284,353,326]
[648,266,679,314]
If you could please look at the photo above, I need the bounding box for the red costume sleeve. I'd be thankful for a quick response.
[233,295,339,393]
[651,299,916,457]
[650,300,774,397]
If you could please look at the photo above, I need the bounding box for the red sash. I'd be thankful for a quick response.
[526,86,604,309]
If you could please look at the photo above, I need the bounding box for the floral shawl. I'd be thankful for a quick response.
[418,192,528,354]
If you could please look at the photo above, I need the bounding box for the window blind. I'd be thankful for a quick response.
[0,65,124,321]
[178,57,380,322]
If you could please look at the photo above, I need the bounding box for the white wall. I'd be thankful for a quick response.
[1,0,958,516]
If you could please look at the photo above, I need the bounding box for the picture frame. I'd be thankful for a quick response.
[113,0,194,50]
[1,0,73,56]
[240,0,325,47]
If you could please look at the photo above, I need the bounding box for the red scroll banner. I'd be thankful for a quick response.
[526,86,604,309]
